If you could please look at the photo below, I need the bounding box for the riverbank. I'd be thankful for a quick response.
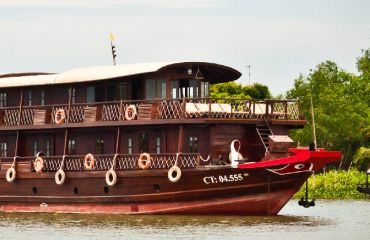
[295,170,368,199]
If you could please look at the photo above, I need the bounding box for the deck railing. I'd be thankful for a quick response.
[0,98,304,126]
[0,153,200,172]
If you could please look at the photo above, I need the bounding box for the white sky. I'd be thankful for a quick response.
[0,0,369,95]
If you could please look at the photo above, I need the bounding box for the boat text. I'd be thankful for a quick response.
[203,173,249,184]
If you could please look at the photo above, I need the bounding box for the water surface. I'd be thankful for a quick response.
[0,200,369,240]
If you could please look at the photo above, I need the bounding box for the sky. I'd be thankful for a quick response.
[0,0,369,95]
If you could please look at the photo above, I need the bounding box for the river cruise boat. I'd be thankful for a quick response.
[0,62,341,215]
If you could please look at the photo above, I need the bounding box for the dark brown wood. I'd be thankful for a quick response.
[63,129,69,156]
[177,124,184,152]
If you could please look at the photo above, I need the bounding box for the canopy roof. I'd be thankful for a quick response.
[0,62,241,88]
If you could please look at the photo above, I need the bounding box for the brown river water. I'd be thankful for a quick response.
[0,200,369,240]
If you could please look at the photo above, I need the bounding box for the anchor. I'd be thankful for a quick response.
[298,179,315,208]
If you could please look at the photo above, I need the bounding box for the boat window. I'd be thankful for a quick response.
[33,141,38,156]
[40,90,45,106]
[189,136,198,153]
[171,80,179,99]
[87,86,95,103]
[95,85,105,102]
[0,92,6,107]
[118,82,126,100]
[189,80,198,98]
[139,132,148,153]
[96,138,104,154]
[69,87,76,104]
[157,79,167,99]
[156,137,161,154]
[0,142,7,157]
[26,90,32,106]
[146,79,156,100]
[68,139,76,155]
[127,138,132,154]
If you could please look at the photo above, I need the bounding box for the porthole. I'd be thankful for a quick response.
[153,184,160,192]
[104,186,109,194]
[32,187,37,194]
[73,187,79,195]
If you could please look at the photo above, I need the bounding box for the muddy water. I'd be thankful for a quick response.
[0,200,369,240]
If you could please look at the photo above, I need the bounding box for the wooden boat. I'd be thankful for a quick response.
[0,62,341,215]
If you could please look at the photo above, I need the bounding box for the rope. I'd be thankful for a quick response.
[174,152,181,167]
[59,155,66,170]
[111,153,119,170]
[11,156,18,168]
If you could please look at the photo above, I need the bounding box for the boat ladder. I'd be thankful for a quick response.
[256,121,273,154]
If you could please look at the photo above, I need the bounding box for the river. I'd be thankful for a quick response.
[0,200,369,240]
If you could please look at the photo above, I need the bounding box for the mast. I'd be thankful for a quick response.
[310,96,317,148]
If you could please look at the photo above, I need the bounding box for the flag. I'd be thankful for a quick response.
[109,32,115,42]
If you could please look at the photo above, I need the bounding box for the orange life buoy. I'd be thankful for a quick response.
[55,109,66,124]
[84,153,95,170]
[125,105,137,120]
[34,157,44,173]
[138,153,151,170]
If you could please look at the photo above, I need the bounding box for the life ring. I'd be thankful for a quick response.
[125,105,137,120]
[168,166,181,183]
[138,153,151,170]
[34,157,44,173]
[84,153,95,170]
[105,169,117,186]
[55,169,66,185]
[55,108,66,124]
[6,167,16,183]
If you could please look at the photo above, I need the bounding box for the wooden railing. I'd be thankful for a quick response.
[0,98,304,126]
[0,153,200,172]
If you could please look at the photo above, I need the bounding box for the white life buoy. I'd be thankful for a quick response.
[34,157,44,173]
[84,153,95,170]
[55,169,66,185]
[138,153,151,170]
[6,167,16,183]
[125,105,137,120]
[105,169,117,186]
[168,166,182,183]
[55,108,66,124]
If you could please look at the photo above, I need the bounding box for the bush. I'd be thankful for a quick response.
[294,170,368,199]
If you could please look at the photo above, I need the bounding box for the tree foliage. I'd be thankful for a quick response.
[287,50,370,169]
[210,82,272,100]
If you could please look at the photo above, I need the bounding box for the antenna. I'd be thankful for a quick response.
[246,65,251,85]
[109,33,117,65]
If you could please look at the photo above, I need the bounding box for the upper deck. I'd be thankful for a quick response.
[0,62,305,130]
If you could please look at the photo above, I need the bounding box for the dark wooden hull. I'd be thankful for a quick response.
[0,167,310,215]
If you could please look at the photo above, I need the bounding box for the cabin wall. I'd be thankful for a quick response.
[210,125,264,162]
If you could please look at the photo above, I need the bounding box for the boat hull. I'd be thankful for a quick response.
[0,167,310,215]
[0,149,341,215]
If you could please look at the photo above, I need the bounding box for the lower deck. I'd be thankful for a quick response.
[0,123,293,164]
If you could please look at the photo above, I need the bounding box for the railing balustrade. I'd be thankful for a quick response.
[0,153,200,172]
[0,98,304,126]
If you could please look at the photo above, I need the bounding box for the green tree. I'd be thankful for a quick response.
[287,50,370,169]
[210,82,271,100]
